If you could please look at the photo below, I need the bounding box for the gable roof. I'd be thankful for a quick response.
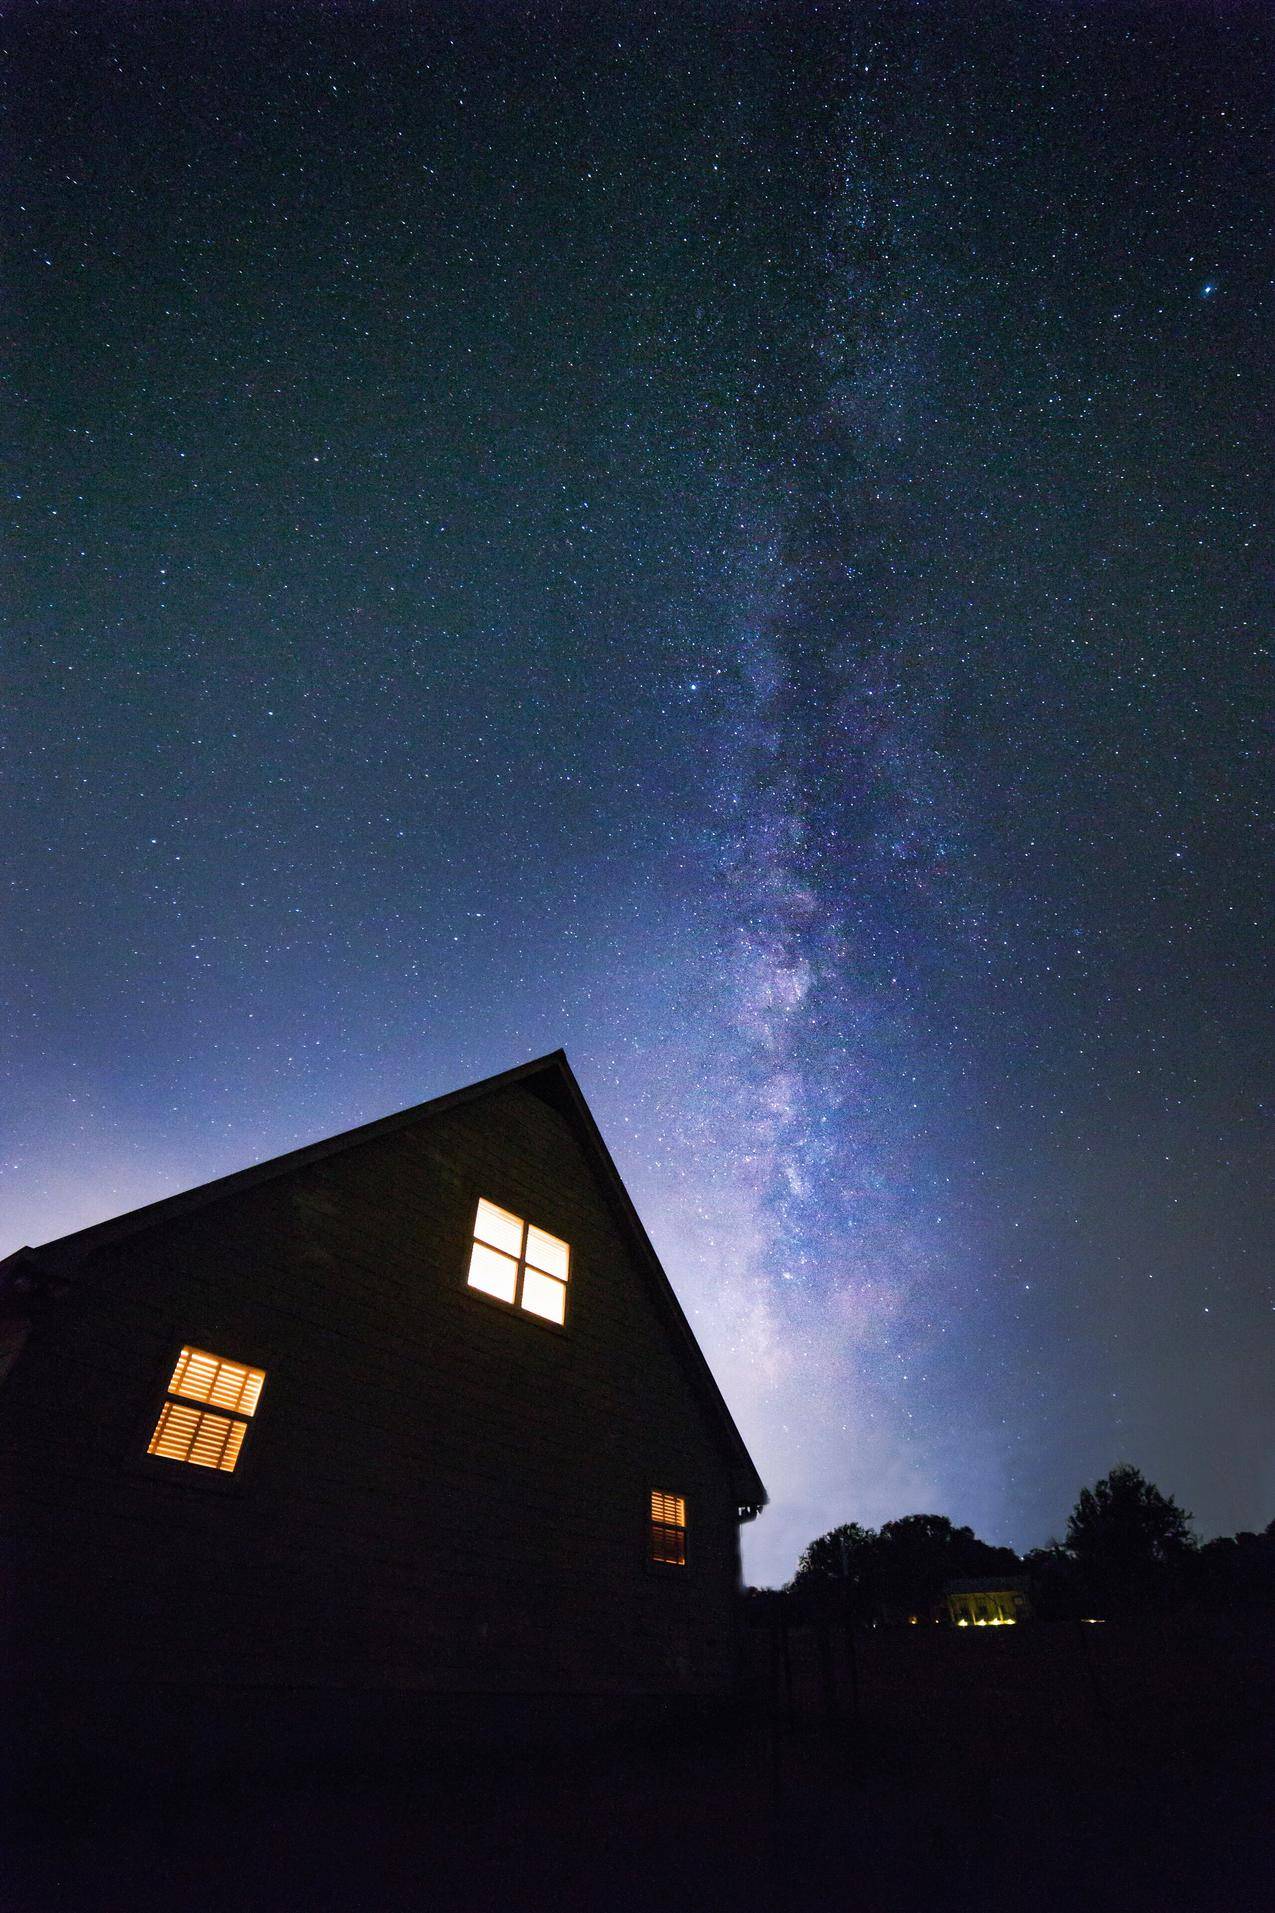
[2,1051,766,1511]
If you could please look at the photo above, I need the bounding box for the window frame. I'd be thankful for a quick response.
[462,1194,573,1333]
[647,1487,690,1573]
[133,1333,273,1493]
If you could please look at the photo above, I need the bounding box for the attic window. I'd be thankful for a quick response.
[467,1199,570,1326]
[650,1490,687,1566]
[147,1346,266,1474]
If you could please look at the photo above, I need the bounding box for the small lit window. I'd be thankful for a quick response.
[467,1199,570,1325]
[147,1346,266,1474]
[650,1490,687,1566]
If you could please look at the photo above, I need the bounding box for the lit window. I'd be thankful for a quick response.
[467,1199,570,1325]
[147,1346,266,1473]
[650,1490,687,1566]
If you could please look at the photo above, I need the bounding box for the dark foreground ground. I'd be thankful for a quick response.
[7,1716,1272,1913]
[7,1620,1273,1912]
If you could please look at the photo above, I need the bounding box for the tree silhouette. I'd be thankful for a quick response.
[784,1478,1271,1623]
[793,1521,876,1584]
[791,1514,1021,1620]
[1189,1524,1275,1612]
[1065,1463,1196,1611]
[876,1514,1019,1615]
[791,1522,879,1620]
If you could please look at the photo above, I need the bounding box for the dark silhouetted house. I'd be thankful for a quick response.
[942,1577,1031,1626]
[0,1052,765,1775]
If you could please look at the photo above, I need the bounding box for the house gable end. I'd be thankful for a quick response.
[8,1054,765,1510]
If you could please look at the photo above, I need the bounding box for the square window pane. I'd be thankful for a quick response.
[467,1241,518,1304]
[474,1198,524,1258]
[521,1267,567,1325]
[525,1225,569,1281]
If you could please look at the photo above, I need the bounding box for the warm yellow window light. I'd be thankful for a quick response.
[165,1346,265,1416]
[147,1346,266,1473]
[467,1199,570,1325]
[650,1490,687,1566]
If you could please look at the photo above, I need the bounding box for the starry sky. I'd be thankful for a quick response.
[5,2,1271,1583]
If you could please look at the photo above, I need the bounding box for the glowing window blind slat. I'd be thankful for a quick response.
[148,1346,264,1474]
[166,1347,265,1417]
[650,1491,687,1565]
[148,1401,247,1472]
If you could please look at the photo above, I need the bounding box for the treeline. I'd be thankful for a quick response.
[775,1465,1275,1622]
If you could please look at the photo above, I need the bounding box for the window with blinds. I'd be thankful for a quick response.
[466,1198,571,1326]
[147,1346,266,1474]
[650,1490,687,1566]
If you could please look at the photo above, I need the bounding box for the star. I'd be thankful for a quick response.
[5,0,1267,1587]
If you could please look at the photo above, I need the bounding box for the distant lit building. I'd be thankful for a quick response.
[943,1577,1031,1626]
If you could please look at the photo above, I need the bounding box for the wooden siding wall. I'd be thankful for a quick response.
[2,1086,746,1719]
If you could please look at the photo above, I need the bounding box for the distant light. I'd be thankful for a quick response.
[1200,281,1217,298]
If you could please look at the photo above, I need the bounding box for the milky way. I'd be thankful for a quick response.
[5,4,1271,1581]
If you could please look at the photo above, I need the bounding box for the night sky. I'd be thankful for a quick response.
[6,3,1271,1583]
